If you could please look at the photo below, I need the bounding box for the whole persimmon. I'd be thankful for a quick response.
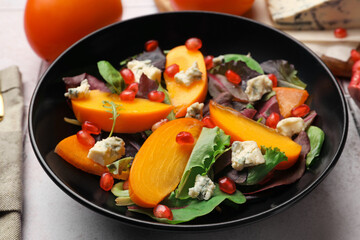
[170,0,254,16]
[24,0,123,62]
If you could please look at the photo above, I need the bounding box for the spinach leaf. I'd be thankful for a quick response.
[244,147,287,185]
[175,127,230,199]
[128,185,246,224]
[97,60,125,94]
[260,60,307,89]
[306,126,325,168]
[223,54,264,74]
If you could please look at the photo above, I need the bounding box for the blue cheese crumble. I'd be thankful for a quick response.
[276,117,305,137]
[87,137,125,166]
[231,141,265,171]
[185,102,204,120]
[188,174,215,200]
[174,61,202,87]
[212,55,224,66]
[127,59,161,83]
[64,79,90,99]
[245,75,273,102]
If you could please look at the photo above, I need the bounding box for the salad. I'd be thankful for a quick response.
[55,38,325,224]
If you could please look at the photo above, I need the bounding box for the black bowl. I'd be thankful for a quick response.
[29,12,348,231]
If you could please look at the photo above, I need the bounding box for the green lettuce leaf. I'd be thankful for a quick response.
[223,54,264,74]
[97,60,125,94]
[306,126,325,168]
[107,157,133,175]
[128,185,246,224]
[111,182,130,197]
[175,127,230,199]
[244,147,287,185]
[260,60,307,89]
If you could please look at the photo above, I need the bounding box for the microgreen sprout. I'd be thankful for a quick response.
[102,100,121,137]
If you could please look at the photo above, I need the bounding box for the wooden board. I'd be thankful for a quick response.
[153,0,359,78]
[154,0,174,12]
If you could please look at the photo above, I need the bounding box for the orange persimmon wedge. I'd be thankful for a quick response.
[209,101,301,170]
[129,118,204,208]
[54,135,129,179]
[164,45,208,117]
[273,87,309,118]
[71,90,173,133]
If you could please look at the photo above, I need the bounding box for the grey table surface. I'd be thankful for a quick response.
[1,0,360,239]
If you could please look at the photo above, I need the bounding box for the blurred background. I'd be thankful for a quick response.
[0,0,359,239]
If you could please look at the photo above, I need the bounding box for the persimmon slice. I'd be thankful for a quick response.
[54,135,129,179]
[71,90,173,133]
[164,45,208,117]
[273,87,309,118]
[209,101,301,170]
[129,118,204,208]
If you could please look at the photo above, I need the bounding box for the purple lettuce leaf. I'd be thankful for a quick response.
[260,60,307,89]
[203,92,232,116]
[240,108,257,119]
[209,60,260,82]
[136,47,166,70]
[226,168,248,184]
[63,73,111,92]
[257,96,281,119]
[208,73,249,102]
[213,150,232,175]
[136,74,159,99]
[304,110,317,129]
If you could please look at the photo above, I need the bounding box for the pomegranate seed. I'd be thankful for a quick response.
[144,40,158,52]
[153,204,173,220]
[120,90,136,101]
[349,71,360,88]
[225,69,241,85]
[202,116,215,128]
[176,131,194,145]
[185,37,202,51]
[148,90,165,102]
[100,172,114,191]
[204,55,214,70]
[267,73,278,87]
[334,28,347,38]
[120,68,135,84]
[291,104,310,117]
[82,121,101,135]
[151,118,169,132]
[348,71,360,100]
[122,180,129,190]
[165,64,180,78]
[351,49,360,62]
[76,130,95,147]
[125,82,139,94]
[218,177,236,194]
[266,112,280,129]
[353,60,360,73]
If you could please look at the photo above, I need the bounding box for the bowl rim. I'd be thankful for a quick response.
[28,10,349,231]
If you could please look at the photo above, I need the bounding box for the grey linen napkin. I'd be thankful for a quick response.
[0,66,23,240]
